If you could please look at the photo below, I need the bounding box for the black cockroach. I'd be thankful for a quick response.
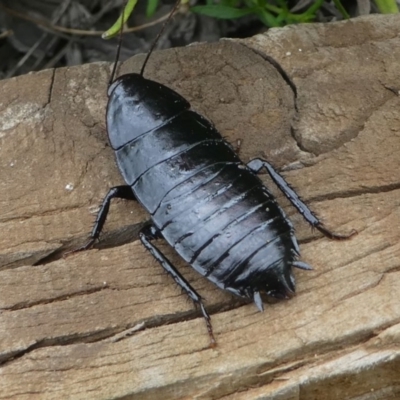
[74,1,356,346]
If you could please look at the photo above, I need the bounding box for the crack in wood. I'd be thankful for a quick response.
[1,285,110,311]
[0,299,242,366]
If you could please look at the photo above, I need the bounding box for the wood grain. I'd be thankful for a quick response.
[0,14,399,400]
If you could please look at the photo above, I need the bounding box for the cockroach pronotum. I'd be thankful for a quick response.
[73,1,356,346]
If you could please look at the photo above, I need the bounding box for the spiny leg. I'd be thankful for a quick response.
[247,158,356,240]
[140,225,216,347]
[72,185,136,253]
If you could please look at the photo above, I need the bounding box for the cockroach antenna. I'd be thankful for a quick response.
[108,0,181,86]
[108,0,128,88]
[139,0,181,77]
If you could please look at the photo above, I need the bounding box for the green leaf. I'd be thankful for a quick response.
[254,8,280,27]
[191,5,254,19]
[146,0,159,17]
[102,0,138,39]
[373,0,399,13]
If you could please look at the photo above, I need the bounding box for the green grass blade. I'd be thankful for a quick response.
[332,0,350,18]
[102,0,138,39]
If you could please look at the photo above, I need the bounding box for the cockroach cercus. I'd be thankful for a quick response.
[72,1,356,346]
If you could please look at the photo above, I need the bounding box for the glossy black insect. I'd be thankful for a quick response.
[75,2,355,346]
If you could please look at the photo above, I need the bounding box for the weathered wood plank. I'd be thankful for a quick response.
[0,14,399,400]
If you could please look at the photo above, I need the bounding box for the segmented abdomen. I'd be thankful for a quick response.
[116,109,297,299]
